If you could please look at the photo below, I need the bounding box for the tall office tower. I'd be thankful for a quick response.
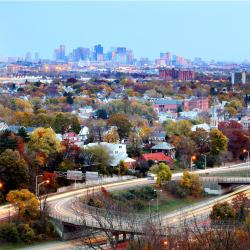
[34,52,39,62]
[54,45,66,62]
[231,71,250,85]
[25,52,32,62]
[72,47,89,61]
[59,45,66,61]
[160,53,167,60]
[94,44,104,61]
[126,50,134,65]
[115,47,127,64]
[167,52,171,65]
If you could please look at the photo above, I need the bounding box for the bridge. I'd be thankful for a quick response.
[48,186,250,240]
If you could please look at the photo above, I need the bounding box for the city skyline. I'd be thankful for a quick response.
[1,1,250,62]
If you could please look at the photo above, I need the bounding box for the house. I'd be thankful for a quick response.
[63,132,81,144]
[78,126,89,142]
[183,97,209,112]
[151,142,175,158]
[0,122,8,132]
[149,131,166,143]
[84,142,128,166]
[179,111,199,120]
[7,125,25,134]
[158,112,177,122]
[141,152,174,168]
[191,123,210,132]
[123,157,136,170]
[153,98,183,113]
[240,116,250,130]
[78,106,94,119]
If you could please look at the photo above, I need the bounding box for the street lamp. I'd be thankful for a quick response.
[0,182,3,189]
[154,189,163,213]
[201,154,207,170]
[37,180,50,197]
[148,199,154,214]
[190,155,196,171]
[243,149,249,177]
[243,149,249,164]
[35,175,43,197]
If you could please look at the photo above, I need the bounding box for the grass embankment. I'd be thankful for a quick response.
[0,243,27,250]
[111,186,207,214]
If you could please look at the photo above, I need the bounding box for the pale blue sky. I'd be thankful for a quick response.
[0,1,249,61]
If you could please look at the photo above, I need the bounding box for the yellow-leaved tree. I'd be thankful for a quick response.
[179,171,203,197]
[27,127,63,165]
[6,189,39,221]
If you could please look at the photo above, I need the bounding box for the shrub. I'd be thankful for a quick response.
[17,223,35,243]
[87,197,103,208]
[0,192,4,205]
[0,223,20,243]
[122,191,136,200]
[137,186,157,200]
[165,181,190,198]
[132,200,145,211]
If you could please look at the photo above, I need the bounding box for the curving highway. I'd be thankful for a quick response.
[1,161,250,225]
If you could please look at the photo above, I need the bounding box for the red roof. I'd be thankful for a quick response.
[142,152,173,163]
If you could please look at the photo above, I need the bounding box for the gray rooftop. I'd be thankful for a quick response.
[152,142,175,150]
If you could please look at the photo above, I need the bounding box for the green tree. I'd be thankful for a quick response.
[84,145,111,174]
[210,202,236,221]
[0,149,29,194]
[149,163,172,186]
[70,115,81,134]
[210,128,228,155]
[6,189,39,221]
[17,127,30,143]
[0,223,20,243]
[165,120,192,137]
[52,113,70,133]
[0,130,18,153]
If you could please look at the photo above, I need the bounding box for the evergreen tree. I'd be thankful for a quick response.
[17,127,30,143]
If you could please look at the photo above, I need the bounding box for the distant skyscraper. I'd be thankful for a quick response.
[54,45,66,62]
[167,52,171,65]
[25,52,32,62]
[72,47,90,61]
[94,44,104,61]
[34,52,39,62]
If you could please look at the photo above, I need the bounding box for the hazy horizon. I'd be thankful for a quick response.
[1,1,250,62]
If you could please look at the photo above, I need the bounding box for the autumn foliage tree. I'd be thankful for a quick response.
[179,171,203,197]
[218,121,249,159]
[27,128,62,165]
[6,189,39,222]
[108,114,132,140]
[0,149,29,195]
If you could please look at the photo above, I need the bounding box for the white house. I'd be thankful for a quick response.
[240,116,250,130]
[0,122,8,132]
[78,126,89,142]
[78,106,94,119]
[84,142,128,166]
[191,123,210,132]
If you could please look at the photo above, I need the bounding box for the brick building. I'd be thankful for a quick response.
[159,68,195,81]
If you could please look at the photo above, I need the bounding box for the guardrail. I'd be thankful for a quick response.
[201,176,250,184]
[57,175,136,193]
